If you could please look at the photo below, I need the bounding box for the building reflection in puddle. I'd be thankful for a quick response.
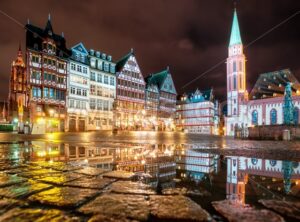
[226,156,300,205]
[3,141,300,206]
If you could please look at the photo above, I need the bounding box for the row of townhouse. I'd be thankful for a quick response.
[6,16,177,133]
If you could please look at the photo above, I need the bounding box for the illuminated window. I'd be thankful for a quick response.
[110,77,115,86]
[90,72,96,81]
[269,160,277,167]
[251,158,258,165]
[294,108,299,124]
[104,76,109,84]
[233,75,236,90]
[252,110,258,125]
[270,109,277,125]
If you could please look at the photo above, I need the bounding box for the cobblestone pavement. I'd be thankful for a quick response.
[0,161,213,221]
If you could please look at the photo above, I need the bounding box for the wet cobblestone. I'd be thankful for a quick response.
[0,208,80,222]
[212,200,284,222]
[29,186,100,208]
[79,194,150,221]
[0,180,52,199]
[109,181,156,195]
[0,172,27,187]
[259,199,300,220]
[63,176,115,189]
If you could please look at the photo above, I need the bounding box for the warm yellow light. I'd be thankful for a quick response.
[37,118,46,124]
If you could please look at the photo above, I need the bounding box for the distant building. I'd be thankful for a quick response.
[115,49,146,130]
[145,67,177,130]
[66,43,90,131]
[225,9,300,136]
[8,46,29,124]
[144,82,159,130]
[87,49,116,130]
[175,88,219,134]
[25,15,70,133]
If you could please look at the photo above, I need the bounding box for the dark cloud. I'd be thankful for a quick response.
[0,0,299,102]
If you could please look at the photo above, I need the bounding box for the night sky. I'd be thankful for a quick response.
[0,0,299,102]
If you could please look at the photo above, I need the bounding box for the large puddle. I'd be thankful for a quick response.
[1,139,299,221]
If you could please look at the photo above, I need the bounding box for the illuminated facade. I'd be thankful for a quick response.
[8,46,29,125]
[115,49,146,129]
[87,49,116,130]
[145,67,177,130]
[66,43,89,131]
[25,16,69,133]
[225,9,300,136]
[175,89,219,134]
[225,9,248,136]
[144,81,159,130]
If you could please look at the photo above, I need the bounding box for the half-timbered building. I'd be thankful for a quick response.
[25,15,70,133]
[145,67,177,130]
[115,49,146,130]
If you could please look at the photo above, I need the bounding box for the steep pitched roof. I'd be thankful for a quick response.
[25,16,71,58]
[116,49,134,71]
[145,69,168,90]
[177,88,214,104]
[229,9,242,46]
[249,69,300,100]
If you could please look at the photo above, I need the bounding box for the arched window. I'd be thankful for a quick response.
[269,160,277,167]
[233,75,237,90]
[252,110,258,125]
[251,158,258,165]
[233,108,237,115]
[270,109,277,125]
[294,107,299,125]
[233,61,236,72]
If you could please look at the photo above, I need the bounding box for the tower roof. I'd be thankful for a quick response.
[229,9,242,46]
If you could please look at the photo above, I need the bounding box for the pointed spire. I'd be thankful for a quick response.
[61,32,64,38]
[45,14,53,35]
[18,43,22,57]
[229,8,242,46]
[130,48,134,53]
[27,18,30,24]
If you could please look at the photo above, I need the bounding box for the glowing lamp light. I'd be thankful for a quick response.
[13,118,18,123]
[37,118,46,124]
[49,109,54,115]
[141,159,146,165]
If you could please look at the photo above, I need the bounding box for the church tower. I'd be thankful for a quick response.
[226,9,248,135]
[8,45,29,123]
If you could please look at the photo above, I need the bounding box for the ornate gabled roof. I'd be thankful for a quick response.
[249,69,300,100]
[116,49,134,71]
[145,68,169,90]
[25,16,71,58]
[71,42,88,55]
[177,88,214,104]
[229,9,242,46]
